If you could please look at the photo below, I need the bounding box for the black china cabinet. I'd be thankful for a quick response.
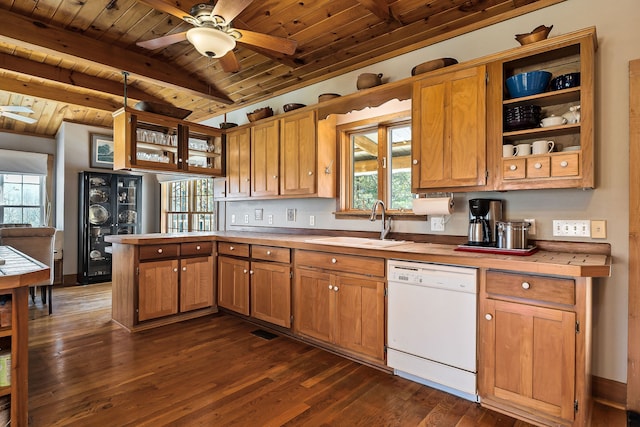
[78,171,142,284]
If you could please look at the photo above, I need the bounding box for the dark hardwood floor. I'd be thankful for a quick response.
[26,284,626,426]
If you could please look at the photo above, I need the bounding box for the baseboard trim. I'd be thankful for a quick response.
[593,375,626,409]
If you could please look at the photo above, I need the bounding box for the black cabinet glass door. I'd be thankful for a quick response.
[78,171,142,284]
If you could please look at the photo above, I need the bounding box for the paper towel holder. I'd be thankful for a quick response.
[414,192,455,209]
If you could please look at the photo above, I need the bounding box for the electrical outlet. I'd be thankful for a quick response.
[255,208,263,221]
[591,220,607,238]
[524,218,536,235]
[231,214,236,224]
[244,214,249,224]
[286,208,296,222]
[552,220,591,237]
[268,214,273,225]
[309,215,315,226]
[431,216,445,231]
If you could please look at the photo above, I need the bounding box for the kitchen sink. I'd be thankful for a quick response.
[304,236,410,248]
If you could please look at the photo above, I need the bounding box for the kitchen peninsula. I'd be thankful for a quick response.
[107,230,610,427]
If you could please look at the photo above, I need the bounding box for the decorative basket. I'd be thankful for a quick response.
[247,107,273,122]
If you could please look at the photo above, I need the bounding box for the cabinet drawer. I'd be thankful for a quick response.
[526,156,550,178]
[218,242,250,257]
[181,241,213,257]
[296,250,385,277]
[502,158,526,179]
[252,245,291,263]
[486,270,575,306]
[139,244,179,261]
[551,153,580,177]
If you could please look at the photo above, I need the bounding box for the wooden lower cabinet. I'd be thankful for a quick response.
[479,270,590,426]
[294,266,385,363]
[217,255,250,315]
[250,261,291,327]
[180,256,215,312]
[138,259,179,321]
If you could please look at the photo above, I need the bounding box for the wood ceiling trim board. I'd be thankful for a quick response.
[63,0,115,33]
[84,0,141,42]
[33,100,59,135]
[356,0,399,23]
[0,8,232,104]
[116,7,173,46]
[0,52,163,103]
[29,0,64,23]
[258,1,358,37]
[236,0,333,29]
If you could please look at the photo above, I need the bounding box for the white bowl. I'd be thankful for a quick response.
[562,146,581,152]
[540,115,567,127]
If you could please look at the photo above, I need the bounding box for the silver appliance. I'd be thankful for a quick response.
[386,260,479,402]
[468,198,503,246]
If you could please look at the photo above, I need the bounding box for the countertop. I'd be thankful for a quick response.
[105,232,611,278]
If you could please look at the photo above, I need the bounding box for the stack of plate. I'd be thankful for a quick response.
[504,105,541,131]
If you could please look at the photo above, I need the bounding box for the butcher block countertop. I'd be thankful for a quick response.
[105,232,611,278]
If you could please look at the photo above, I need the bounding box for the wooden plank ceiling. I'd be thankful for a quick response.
[0,0,564,137]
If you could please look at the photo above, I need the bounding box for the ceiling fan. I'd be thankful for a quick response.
[136,0,298,73]
[0,106,36,124]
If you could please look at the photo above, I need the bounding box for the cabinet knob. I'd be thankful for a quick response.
[509,164,517,171]
[534,162,542,169]
[266,250,271,255]
[273,175,278,179]
[182,266,187,271]
[412,159,418,165]
[229,246,234,251]
[328,285,333,290]
[196,245,201,250]
[521,281,531,290]
[560,161,569,168]
[331,258,337,264]
[245,178,250,182]
[308,171,313,176]
[157,248,163,254]
[173,268,178,272]
[334,286,339,292]
[485,314,493,321]
[243,269,248,274]
[249,270,254,275]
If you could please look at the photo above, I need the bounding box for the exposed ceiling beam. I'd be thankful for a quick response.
[355,0,401,24]
[353,135,378,156]
[0,52,164,105]
[0,8,233,105]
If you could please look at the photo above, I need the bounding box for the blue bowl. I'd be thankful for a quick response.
[505,71,552,98]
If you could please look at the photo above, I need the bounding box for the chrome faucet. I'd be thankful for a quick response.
[370,200,391,240]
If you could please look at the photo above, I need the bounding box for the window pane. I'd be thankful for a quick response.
[351,130,379,210]
[1,174,44,226]
[389,125,412,210]
[23,183,41,206]
[164,178,216,233]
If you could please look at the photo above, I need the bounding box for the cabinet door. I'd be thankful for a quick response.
[251,261,291,328]
[217,256,250,315]
[333,275,385,362]
[138,259,179,321]
[481,299,576,421]
[180,256,214,312]
[251,120,280,197]
[294,268,331,341]
[412,65,486,190]
[280,110,317,195]
[225,127,251,198]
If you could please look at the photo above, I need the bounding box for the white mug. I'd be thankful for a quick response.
[532,140,555,155]
[502,144,517,157]
[516,143,531,156]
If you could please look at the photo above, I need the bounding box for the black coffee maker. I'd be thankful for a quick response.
[468,199,503,246]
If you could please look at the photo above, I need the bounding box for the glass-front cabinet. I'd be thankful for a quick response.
[78,171,143,284]
[113,107,223,176]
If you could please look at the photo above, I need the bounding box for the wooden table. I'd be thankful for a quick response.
[0,246,49,426]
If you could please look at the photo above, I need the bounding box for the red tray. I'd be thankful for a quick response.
[455,245,539,256]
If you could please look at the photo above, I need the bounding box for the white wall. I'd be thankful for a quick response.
[203,0,633,383]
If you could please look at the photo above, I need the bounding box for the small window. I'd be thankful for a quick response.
[161,178,216,232]
[340,119,412,214]
[0,174,46,226]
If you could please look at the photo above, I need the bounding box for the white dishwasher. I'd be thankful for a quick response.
[386,259,479,402]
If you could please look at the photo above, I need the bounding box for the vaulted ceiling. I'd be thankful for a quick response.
[0,0,563,137]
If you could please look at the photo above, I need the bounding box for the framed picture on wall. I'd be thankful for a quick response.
[90,133,114,169]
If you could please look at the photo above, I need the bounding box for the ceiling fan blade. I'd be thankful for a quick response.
[0,106,34,113]
[2,112,36,124]
[137,32,188,50]
[236,29,297,55]
[136,0,189,20]
[212,0,253,22]
[218,50,240,73]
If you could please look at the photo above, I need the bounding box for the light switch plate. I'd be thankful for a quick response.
[431,216,445,231]
[591,220,607,238]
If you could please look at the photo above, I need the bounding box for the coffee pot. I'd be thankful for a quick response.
[468,199,503,246]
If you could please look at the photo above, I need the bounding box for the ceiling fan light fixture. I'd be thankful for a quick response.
[186,27,236,58]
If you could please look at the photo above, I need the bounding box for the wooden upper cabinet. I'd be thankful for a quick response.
[412,65,487,192]
[280,110,317,196]
[251,120,280,197]
[225,127,251,198]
